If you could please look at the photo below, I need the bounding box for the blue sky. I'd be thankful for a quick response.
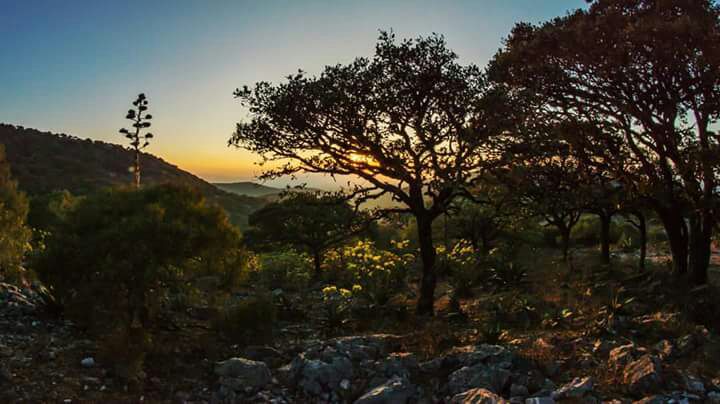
[0,0,585,185]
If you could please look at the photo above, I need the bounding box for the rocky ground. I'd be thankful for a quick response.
[2,252,720,403]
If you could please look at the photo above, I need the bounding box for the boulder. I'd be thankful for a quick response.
[707,391,720,403]
[623,355,663,396]
[80,357,95,368]
[449,388,509,404]
[510,384,529,397]
[293,355,353,396]
[683,374,705,395]
[214,357,272,390]
[354,376,414,404]
[609,344,640,369]
[551,376,593,400]
[525,398,554,404]
[448,363,511,395]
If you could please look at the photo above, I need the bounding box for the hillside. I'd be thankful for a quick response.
[213,181,282,197]
[0,124,265,227]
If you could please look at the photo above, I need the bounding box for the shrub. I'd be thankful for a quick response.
[320,285,359,331]
[324,240,413,305]
[35,184,241,381]
[212,293,276,344]
[440,240,481,297]
[250,249,312,291]
[0,144,32,283]
[482,244,528,289]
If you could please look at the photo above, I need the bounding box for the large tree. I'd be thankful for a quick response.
[231,32,499,315]
[491,0,720,284]
[244,191,370,278]
[0,144,32,281]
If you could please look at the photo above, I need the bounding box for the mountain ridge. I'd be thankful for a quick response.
[0,123,265,227]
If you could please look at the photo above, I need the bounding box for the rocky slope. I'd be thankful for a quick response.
[3,281,720,404]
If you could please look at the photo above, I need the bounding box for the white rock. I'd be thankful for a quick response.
[80,357,95,368]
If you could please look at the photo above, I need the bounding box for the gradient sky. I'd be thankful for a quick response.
[0,0,585,186]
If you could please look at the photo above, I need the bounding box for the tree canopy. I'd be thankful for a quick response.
[232,31,503,314]
[490,0,720,283]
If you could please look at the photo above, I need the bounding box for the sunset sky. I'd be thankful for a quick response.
[0,0,585,186]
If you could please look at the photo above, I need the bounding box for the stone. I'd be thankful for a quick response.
[525,398,555,404]
[354,376,415,404]
[448,364,511,394]
[449,388,509,404]
[0,366,12,385]
[552,376,593,400]
[707,391,720,403]
[632,395,668,404]
[653,340,673,359]
[80,357,95,368]
[294,355,353,396]
[214,357,272,390]
[675,335,696,357]
[510,384,529,397]
[683,374,704,395]
[623,355,663,396]
[609,344,639,369]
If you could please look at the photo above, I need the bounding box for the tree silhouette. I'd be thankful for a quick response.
[119,93,154,188]
[231,32,500,315]
[491,0,720,284]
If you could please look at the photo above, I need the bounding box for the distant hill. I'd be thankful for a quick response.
[0,123,265,228]
[214,181,326,203]
[214,181,283,197]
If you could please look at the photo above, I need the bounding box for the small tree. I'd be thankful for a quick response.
[0,144,32,281]
[245,191,370,278]
[119,93,154,188]
[507,150,586,262]
[231,32,500,315]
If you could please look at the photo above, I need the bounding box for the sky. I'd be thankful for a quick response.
[0,0,585,187]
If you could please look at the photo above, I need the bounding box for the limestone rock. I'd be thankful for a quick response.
[354,376,414,404]
[551,376,593,400]
[448,363,511,395]
[215,357,272,390]
[623,355,663,396]
[449,388,509,404]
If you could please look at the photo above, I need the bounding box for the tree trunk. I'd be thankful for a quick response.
[636,212,647,271]
[559,225,571,262]
[599,213,611,264]
[312,250,323,280]
[415,213,437,316]
[657,208,688,275]
[688,213,712,285]
[134,150,141,188]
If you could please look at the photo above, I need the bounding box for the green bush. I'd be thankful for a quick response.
[212,293,276,344]
[35,184,241,381]
[439,240,481,297]
[324,240,413,305]
[250,249,312,291]
[0,144,32,283]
